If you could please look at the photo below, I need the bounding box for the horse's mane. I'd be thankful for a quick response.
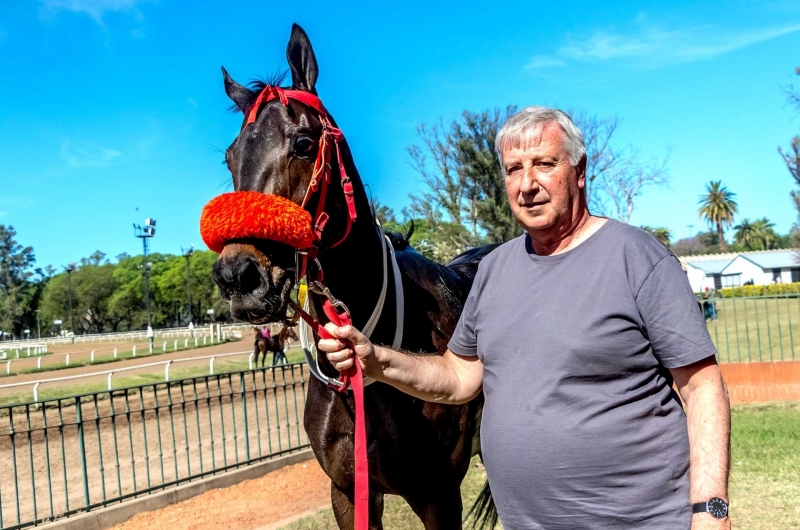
[248,70,290,92]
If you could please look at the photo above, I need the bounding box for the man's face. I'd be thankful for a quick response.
[503,123,586,234]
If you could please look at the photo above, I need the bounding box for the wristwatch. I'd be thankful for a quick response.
[692,497,729,519]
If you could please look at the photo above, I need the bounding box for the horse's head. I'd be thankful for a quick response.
[210,24,358,324]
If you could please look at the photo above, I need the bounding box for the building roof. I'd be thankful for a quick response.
[733,249,800,270]
[686,259,734,274]
[679,249,800,273]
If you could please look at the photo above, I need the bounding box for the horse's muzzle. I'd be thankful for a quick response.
[212,242,293,324]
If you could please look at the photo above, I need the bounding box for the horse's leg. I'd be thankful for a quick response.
[405,485,463,530]
[330,482,385,530]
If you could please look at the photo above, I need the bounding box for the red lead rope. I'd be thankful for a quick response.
[247,85,368,530]
[292,301,369,530]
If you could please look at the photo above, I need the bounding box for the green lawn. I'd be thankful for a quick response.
[285,402,800,530]
[708,296,800,363]
[0,347,306,407]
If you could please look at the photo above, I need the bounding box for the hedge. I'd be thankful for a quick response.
[716,282,800,298]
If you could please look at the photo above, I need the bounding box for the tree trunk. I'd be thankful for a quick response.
[717,222,727,251]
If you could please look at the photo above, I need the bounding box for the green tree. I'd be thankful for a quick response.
[698,181,738,252]
[733,219,759,250]
[753,217,777,250]
[780,67,800,244]
[408,107,519,244]
[40,257,124,334]
[640,226,671,246]
[0,225,40,338]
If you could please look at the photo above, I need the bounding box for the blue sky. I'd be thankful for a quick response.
[1,1,799,268]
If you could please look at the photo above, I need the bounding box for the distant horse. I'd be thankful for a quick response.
[253,327,299,366]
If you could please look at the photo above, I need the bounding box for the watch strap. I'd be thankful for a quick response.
[691,502,707,514]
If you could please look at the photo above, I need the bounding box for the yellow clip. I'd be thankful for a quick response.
[298,284,308,309]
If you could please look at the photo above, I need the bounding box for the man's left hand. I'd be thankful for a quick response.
[692,515,731,530]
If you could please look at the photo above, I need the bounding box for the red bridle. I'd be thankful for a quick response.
[244,85,357,248]
[244,85,368,530]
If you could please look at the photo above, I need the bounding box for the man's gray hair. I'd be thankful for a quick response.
[495,106,586,167]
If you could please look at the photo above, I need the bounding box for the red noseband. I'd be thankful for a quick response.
[199,192,314,252]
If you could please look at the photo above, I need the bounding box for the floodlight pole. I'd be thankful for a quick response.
[133,219,156,329]
[182,246,194,326]
[65,263,77,343]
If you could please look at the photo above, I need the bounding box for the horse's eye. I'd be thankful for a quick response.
[294,136,315,155]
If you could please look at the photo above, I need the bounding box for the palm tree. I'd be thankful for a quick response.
[698,181,738,252]
[753,217,777,250]
[733,219,759,250]
[641,226,672,246]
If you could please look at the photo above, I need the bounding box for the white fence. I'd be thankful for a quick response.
[0,344,48,359]
[0,349,270,403]
[0,333,231,374]
[1,323,252,346]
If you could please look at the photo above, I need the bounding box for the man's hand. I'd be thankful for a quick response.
[316,323,484,404]
[318,323,382,378]
[692,515,731,530]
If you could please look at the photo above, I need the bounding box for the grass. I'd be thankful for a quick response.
[284,402,800,530]
[0,347,306,407]
[709,296,800,363]
[284,457,490,530]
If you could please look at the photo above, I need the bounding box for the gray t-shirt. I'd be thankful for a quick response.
[448,219,716,529]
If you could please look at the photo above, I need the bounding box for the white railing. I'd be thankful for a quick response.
[0,332,239,374]
[0,350,266,402]
[1,323,255,346]
[0,345,48,360]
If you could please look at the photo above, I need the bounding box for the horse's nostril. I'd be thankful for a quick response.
[212,256,266,296]
[235,257,265,294]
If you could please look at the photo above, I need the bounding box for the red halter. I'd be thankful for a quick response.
[244,85,357,247]
[244,86,368,530]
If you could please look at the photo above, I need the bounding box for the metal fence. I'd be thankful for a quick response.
[0,363,310,529]
[704,293,800,363]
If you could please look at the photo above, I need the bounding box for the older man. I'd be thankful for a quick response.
[319,107,730,529]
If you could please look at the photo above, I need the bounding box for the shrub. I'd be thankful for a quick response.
[717,282,800,298]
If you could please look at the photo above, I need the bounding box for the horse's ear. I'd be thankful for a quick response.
[286,24,318,95]
[222,66,256,113]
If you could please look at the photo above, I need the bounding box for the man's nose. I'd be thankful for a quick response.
[520,167,539,194]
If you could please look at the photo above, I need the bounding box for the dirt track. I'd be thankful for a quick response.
[110,460,329,530]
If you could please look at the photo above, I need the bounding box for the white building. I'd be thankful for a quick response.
[679,249,800,292]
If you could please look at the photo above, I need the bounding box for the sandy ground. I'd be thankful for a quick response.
[109,460,329,530]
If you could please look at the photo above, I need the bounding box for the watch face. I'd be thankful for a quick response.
[707,498,729,519]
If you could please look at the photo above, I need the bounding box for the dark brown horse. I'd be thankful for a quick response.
[252,327,299,366]
[211,24,497,529]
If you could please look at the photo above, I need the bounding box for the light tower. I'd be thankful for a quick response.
[65,262,77,343]
[182,244,195,327]
[133,218,156,328]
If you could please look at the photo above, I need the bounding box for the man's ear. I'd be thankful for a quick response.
[576,154,588,188]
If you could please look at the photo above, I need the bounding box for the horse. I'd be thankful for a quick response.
[211,24,498,529]
[252,327,299,366]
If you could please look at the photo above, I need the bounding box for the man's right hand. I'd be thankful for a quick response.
[317,323,484,404]
[318,323,383,378]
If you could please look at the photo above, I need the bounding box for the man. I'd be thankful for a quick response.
[319,107,730,529]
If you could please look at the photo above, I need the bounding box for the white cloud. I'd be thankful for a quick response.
[527,21,800,70]
[60,141,122,168]
[41,0,151,27]
[525,55,567,70]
